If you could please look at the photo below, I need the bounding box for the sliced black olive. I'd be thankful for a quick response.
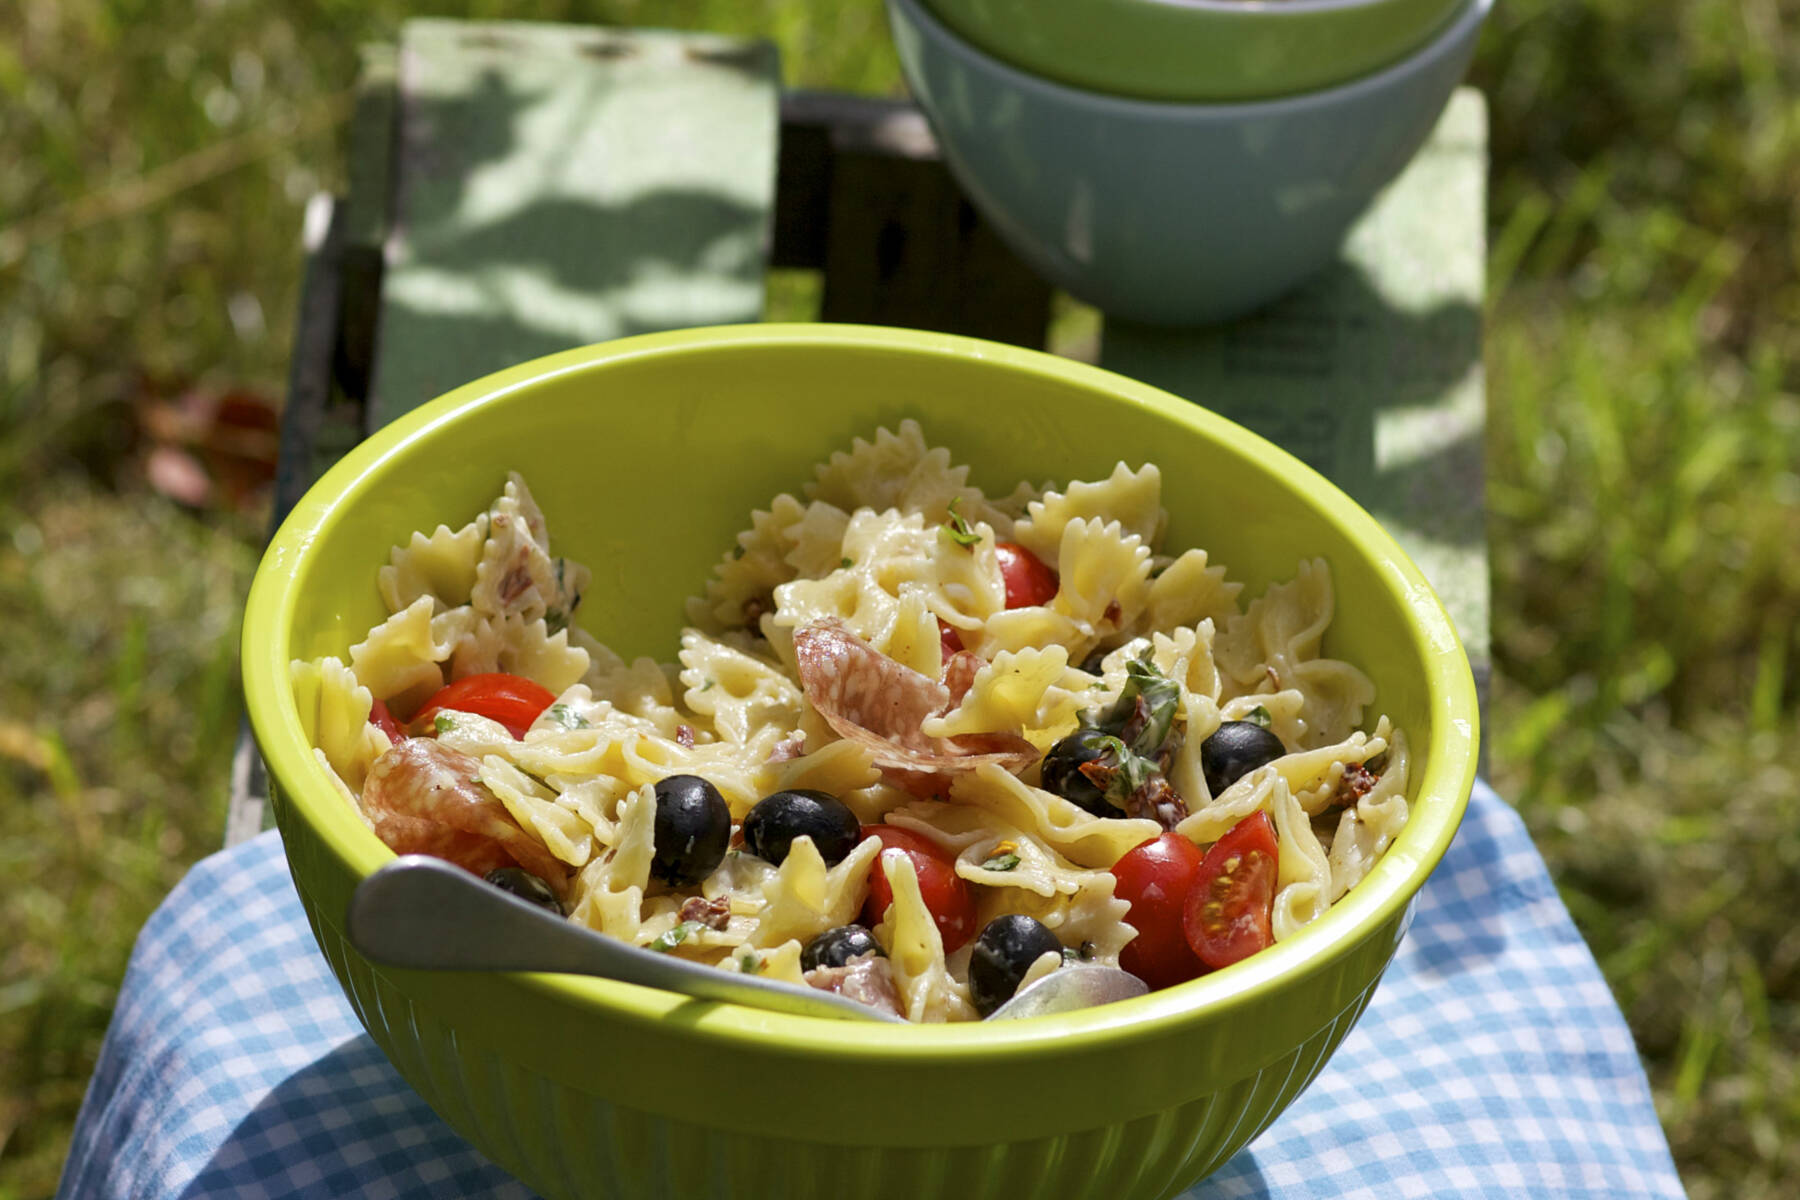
[1039,727,1118,817]
[651,774,732,887]
[969,914,1063,1017]
[1200,720,1287,796]
[483,866,564,916]
[800,924,886,972]
[742,788,861,867]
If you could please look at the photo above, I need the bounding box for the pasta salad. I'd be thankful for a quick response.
[293,421,1409,1022]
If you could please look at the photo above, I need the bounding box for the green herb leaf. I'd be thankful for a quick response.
[840,556,854,569]
[731,543,747,559]
[938,496,981,549]
[650,921,703,953]
[739,952,762,974]
[544,607,568,634]
[700,678,716,692]
[546,703,589,731]
[980,851,1021,872]
[1245,706,1273,730]
[1097,653,1182,757]
[433,713,456,735]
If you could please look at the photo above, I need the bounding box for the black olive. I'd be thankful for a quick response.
[1039,727,1118,817]
[651,774,732,887]
[483,866,564,916]
[800,924,886,972]
[742,788,861,867]
[1200,721,1287,796]
[968,914,1063,1017]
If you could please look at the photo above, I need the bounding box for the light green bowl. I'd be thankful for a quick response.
[921,0,1469,102]
[243,324,1478,1199]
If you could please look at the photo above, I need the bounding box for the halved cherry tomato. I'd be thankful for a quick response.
[1183,810,1279,970]
[995,542,1059,609]
[369,697,406,743]
[412,672,557,739]
[860,824,977,953]
[1111,832,1209,989]
[937,618,965,663]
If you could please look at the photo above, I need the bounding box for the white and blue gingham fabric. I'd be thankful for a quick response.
[57,779,1687,1199]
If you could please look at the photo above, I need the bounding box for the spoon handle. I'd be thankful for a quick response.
[346,856,906,1024]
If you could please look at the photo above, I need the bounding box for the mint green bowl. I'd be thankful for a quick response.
[243,324,1478,1199]
[922,0,1469,102]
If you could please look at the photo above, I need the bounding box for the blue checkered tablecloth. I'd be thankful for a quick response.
[56,779,1687,1198]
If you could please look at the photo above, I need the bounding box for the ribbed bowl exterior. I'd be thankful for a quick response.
[278,780,1396,1200]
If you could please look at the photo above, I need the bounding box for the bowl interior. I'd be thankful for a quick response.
[917,0,1470,102]
[247,325,1476,1070]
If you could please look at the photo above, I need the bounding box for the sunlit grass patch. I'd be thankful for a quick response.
[0,479,256,1196]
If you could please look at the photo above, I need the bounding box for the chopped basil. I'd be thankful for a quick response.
[1245,706,1273,729]
[980,851,1021,872]
[649,921,703,953]
[840,556,854,569]
[433,713,456,735]
[544,607,568,634]
[546,703,589,730]
[938,496,981,549]
[732,543,747,559]
[700,678,716,692]
[739,952,762,974]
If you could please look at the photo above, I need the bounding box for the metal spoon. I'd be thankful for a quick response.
[985,961,1148,1020]
[346,856,1145,1025]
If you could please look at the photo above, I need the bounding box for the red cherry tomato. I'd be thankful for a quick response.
[369,697,406,743]
[1111,833,1209,989]
[995,542,1059,609]
[937,618,965,662]
[860,824,977,953]
[1183,811,1279,970]
[412,673,557,740]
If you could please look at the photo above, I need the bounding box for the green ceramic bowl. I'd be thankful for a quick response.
[921,0,1470,102]
[243,324,1478,1200]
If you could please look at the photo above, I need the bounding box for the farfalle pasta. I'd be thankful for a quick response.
[294,421,1411,1021]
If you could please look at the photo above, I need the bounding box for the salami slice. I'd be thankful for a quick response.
[794,619,1036,794]
[362,737,568,884]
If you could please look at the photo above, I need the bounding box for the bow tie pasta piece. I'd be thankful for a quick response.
[450,612,591,696]
[686,492,818,632]
[806,418,1019,538]
[290,656,390,794]
[471,473,589,629]
[919,646,1085,752]
[752,836,882,949]
[348,596,468,706]
[1143,548,1243,634]
[1008,461,1165,565]
[872,851,977,1024]
[567,783,657,943]
[1215,557,1375,749]
[378,519,485,615]
[678,630,804,746]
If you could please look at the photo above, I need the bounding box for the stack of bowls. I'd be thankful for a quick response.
[886,0,1492,325]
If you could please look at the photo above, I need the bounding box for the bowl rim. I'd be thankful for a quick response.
[932,0,1456,19]
[894,0,1492,116]
[244,322,1479,1061]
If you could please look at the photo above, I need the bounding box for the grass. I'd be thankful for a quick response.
[2,1,1796,1197]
